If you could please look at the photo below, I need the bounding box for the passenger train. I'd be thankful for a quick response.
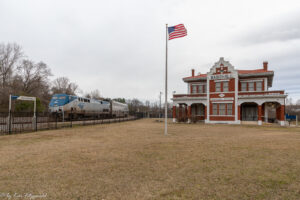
[49,94,129,119]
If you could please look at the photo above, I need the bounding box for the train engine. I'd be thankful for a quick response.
[49,94,129,119]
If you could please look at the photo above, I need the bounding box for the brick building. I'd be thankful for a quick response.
[172,57,287,126]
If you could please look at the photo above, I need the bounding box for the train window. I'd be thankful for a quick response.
[59,96,66,99]
[53,97,58,99]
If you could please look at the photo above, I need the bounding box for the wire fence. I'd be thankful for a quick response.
[0,112,143,136]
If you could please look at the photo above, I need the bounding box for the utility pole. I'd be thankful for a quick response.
[159,92,162,118]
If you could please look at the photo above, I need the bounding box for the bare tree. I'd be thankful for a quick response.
[0,43,23,89]
[89,89,102,99]
[51,77,79,95]
[127,98,143,112]
[16,60,52,95]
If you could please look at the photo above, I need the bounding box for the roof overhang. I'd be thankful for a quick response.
[239,72,274,87]
[183,77,207,82]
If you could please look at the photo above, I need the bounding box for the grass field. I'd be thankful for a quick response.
[0,119,300,200]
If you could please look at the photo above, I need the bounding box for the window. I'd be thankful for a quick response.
[248,82,254,91]
[192,85,197,93]
[203,85,206,93]
[219,104,226,115]
[216,82,221,92]
[213,104,218,115]
[223,82,229,92]
[199,85,203,93]
[256,82,262,91]
[241,82,247,91]
[227,103,232,115]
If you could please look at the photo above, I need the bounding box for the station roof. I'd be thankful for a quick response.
[183,69,274,87]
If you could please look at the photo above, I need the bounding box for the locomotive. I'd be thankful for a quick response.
[49,94,129,119]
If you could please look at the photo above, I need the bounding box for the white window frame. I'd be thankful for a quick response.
[241,82,247,91]
[248,82,254,91]
[215,82,221,92]
[223,81,229,92]
[256,81,262,91]
[213,104,218,115]
[192,85,197,94]
[219,104,226,115]
[199,85,203,93]
[227,103,232,115]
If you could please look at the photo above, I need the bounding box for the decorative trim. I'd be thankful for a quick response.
[209,57,235,75]
[210,97,234,101]
[211,101,233,104]
[214,79,230,82]
[240,79,263,83]
[210,115,235,117]
[210,92,235,94]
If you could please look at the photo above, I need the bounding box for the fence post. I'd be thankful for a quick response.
[8,111,12,134]
[70,110,73,128]
[35,112,38,132]
[55,113,58,129]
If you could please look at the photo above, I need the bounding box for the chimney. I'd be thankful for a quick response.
[263,61,268,71]
[191,69,195,77]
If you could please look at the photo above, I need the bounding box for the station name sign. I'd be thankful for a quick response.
[210,74,232,80]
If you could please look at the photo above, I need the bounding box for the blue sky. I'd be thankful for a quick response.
[0,0,300,103]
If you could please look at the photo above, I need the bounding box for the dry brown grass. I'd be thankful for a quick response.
[0,119,300,200]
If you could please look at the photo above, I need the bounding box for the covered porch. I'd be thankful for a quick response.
[172,102,207,123]
[238,99,286,126]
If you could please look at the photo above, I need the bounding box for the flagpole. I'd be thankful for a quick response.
[164,24,168,135]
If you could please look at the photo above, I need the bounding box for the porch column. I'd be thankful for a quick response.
[279,105,285,126]
[187,105,192,123]
[264,104,268,123]
[172,105,177,123]
[238,105,241,121]
[261,104,265,121]
[258,105,262,125]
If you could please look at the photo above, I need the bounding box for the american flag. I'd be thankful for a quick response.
[168,24,187,40]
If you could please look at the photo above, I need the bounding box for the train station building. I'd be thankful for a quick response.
[172,57,287,125]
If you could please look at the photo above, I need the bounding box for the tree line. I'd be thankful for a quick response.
[0,43,101,112]
[0,43,170,115]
